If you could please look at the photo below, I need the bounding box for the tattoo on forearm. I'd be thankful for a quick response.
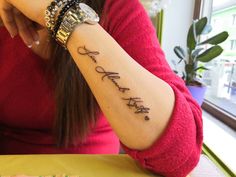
[77,45,150,121]
[77,46,99,63]
[122,97,150,121]
[95,66,130,93]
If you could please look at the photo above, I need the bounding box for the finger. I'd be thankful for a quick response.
[0,16,3,26]
[0,7,18,37]
[25,17,40,44]
[13,8,35,47]
[28,25,40,45]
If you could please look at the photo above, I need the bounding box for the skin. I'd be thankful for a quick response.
[0,0,175,150]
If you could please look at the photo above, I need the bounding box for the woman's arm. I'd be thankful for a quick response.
[1,2,175,150]
[62,2,203,176]
[66,23,175,150]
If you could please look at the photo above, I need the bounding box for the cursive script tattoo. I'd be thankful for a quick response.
[122,97,150,121]
[95,66,130,93]
[77,45,151,121]
[77,46,100,63]
[144,116,150,121]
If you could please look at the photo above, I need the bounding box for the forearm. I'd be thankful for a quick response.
[67,24,175,150]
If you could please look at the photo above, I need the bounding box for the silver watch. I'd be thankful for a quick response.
[56,3,100,48]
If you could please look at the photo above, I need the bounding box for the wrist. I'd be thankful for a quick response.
[38,0,52,27]
[54,2,100,49]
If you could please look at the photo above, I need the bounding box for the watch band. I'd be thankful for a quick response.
[53,0,80,38]
[55,3,99,49]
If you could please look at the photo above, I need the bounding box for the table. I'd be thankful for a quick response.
[0,154,161,177]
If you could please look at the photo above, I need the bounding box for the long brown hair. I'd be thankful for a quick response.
[46,0,106,147]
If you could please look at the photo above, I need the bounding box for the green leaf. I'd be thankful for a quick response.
[199,31,229,45]
[174,46,186,60]
[197,45,223,62]
[194,66,209,71]
[187,17,208,51]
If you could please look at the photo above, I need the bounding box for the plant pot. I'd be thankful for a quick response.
[187,85,207,106]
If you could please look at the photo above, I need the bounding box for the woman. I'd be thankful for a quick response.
[0,0,203,176]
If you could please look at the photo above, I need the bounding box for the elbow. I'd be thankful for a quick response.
[123,85,204,177]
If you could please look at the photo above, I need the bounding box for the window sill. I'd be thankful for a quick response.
[202,110,236,174]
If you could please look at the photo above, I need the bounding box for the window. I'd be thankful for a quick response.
[201,2,236,118]
[213,18,218,25]
[232,14,236,25]
[230,39,236,50]
[194,1,236,175]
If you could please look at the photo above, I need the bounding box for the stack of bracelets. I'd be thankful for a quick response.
[45,0,100,49]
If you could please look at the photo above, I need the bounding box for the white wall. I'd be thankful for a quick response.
[162,0,195,68]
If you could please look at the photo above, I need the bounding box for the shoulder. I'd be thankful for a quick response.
[100,0,151,34]
[100,0,163,69]
[103,0,143,11]
[102,0,147,20]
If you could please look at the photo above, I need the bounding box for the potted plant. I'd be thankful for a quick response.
[173,17,229,105]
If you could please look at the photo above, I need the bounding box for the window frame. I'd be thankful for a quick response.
[194,0,236,131]
[202,100,236,130]
[194,1,236,174]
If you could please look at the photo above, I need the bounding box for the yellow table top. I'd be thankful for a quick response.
[0,154,160,177]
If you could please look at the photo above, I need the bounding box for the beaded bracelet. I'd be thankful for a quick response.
[52,0,80,38]
[45,0,70,31]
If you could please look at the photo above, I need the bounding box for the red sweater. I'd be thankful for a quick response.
[0,0,203,176]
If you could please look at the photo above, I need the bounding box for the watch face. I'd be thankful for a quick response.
[79,3,100,24]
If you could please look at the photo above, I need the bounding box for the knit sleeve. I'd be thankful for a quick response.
[101,0,203,177]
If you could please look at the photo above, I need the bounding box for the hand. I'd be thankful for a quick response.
[0,16,3,26]
[0,0,50,47]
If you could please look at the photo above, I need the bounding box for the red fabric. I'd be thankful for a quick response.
[0,0,203,176]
